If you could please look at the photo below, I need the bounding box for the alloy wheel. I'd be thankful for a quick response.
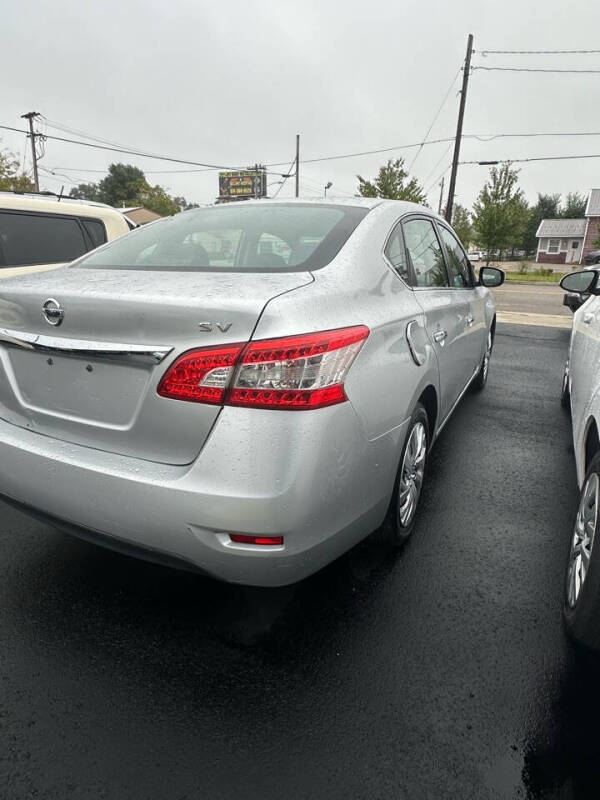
[398,421,427,527]
[567,473,599,608]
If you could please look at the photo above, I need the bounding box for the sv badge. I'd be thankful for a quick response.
[198,321,232,333]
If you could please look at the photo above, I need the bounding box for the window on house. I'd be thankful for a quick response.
[561,240,569,250]
[548,239,560,254]
[539,238,547,251]
[572,241,580,249]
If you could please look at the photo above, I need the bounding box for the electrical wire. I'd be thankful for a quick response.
[424,162,452,195]
[270,155,296,199]
[0,123,245,170]
[421,141,454,186]
[408,65,462,172]
[479,49,600,55]
[460,153,600,165]
[473,66,600,73]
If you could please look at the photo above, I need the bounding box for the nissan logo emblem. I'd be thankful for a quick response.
[42,298,65,327]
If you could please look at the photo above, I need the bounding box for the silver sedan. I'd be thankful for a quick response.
[0,198,503,585]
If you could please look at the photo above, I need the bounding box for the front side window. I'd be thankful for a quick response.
[402,218,449,288]
[438,225,472,288]
[75,203,370,272]
[384,223,409,280]
[0,211,87,267]
[548,239,560,254]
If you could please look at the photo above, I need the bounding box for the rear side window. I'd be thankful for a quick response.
[384,223,409,280]
[402,218,449,288]
[0,211,88,267]
[81,218,107,249]
[75,203,370,272]
[438,225,473,288]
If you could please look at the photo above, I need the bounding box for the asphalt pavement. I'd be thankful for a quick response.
[492,283,571,329]
[1,322,599,799]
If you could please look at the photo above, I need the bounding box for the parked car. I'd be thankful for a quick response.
[469,250,484,262]
[584,249,600,267]
[0,198,504,586]
[0,192,132,278]
[559,268,600,648]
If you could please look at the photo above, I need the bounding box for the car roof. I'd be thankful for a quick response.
[0,191,129,223]
[204,196,441,218]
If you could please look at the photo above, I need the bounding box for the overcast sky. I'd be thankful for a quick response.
[3,0,600,212]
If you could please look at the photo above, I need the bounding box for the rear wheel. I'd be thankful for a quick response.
[470,328,493,392]
[378,404,429,546]
[564,454,600,650]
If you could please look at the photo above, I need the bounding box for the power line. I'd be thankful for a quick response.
[473,66,600,73]
[0,123,243,170]
[422,141,454,186]
[7,120,600,179]
[425,162,452,195]
[408,65,462,171]
[479,49,600,55]
[461,153,600,165]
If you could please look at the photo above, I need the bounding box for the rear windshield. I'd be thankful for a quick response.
[75,203,369,272]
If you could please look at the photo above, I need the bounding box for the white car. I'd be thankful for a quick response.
[469,250,484,262]
[560,268,600,648]
[0,192,132,278]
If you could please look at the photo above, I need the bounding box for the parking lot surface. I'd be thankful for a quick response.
[1,322,598,799]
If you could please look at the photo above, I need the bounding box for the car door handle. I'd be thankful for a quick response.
[433,330,448,343]
[583,312,595,325]
[465,314,474,327]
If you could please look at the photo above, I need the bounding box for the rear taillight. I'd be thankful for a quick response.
[158,325,369,410]
[157,343,242,404]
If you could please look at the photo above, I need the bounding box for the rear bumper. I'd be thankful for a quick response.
[0,406,405,586]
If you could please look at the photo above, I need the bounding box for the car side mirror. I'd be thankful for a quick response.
[560,270,599,295]
[479,266,505,288]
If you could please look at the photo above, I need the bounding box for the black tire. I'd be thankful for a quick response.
[377,403,430,547]
[470,327,493,392]
[564,452,600,651]
[560,362,571,411]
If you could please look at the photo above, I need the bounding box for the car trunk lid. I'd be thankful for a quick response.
[0,267,313,464]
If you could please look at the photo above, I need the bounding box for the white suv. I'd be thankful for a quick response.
[0,192,132,278]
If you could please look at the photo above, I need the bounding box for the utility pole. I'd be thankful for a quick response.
[445,34,473,224]
[21,111,41,192]
[295,134,300,198]
[438,176,445,215]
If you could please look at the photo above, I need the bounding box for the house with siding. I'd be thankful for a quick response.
[536,189,600,264]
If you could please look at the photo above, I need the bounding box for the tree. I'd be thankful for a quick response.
[69,162,195,215]
[0,143,34,192]
[451,204,472,249]
[522,193,561,255]
[471,163,528,264]
[561,192,587,218]
[357,158,426,203]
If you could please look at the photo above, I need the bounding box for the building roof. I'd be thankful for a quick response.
[118,206,162,225]
[536,218,587,238]
[585,189,600,217]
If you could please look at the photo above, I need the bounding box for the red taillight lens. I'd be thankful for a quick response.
[158,325,369,409]
[157,343,243,404]
[230,325,369,410]
[229,534,284,546]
